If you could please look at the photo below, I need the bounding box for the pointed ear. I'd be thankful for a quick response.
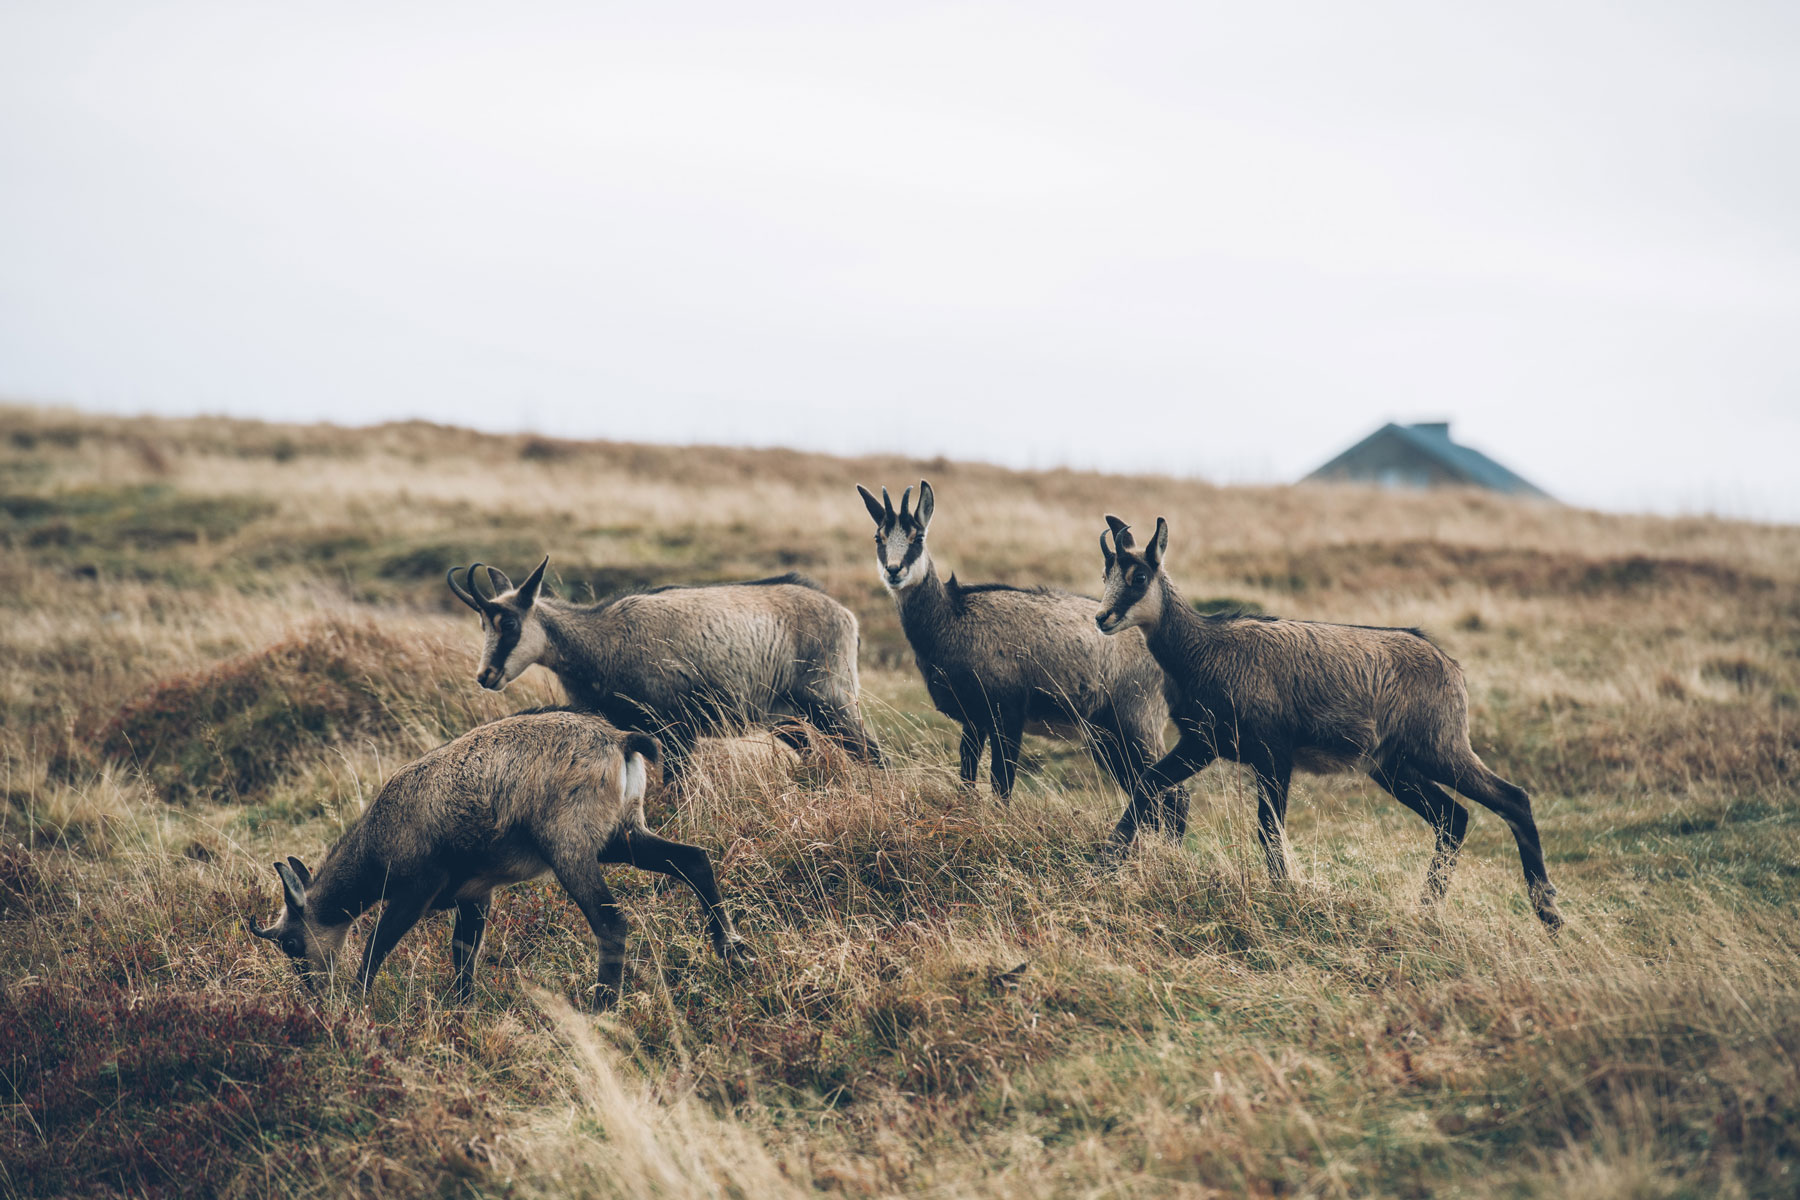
[1104,515,1135,551]
[484,564,514,594]
[1146,517,1169,567]
[1100,530,1116,571]
[518,555,549,606]
[856,485,886,526]
[274,861,307,914]
[915,480,934,531]
[285,856,312,887]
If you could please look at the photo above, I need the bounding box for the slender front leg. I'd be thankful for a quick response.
[1108,729,1217,852]
[990,705,1026,801]
[357,878,442,995]
[450,897,492,1002]
[543,849,631,1009]
[1243,744,1294,882]
[957,723,986,788]
[599,830,755,968]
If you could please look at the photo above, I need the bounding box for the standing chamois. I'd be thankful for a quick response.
[1094,515,1561,930]
[448,556,881,782]
[856,480,1186,826]
[248,709,754,1007]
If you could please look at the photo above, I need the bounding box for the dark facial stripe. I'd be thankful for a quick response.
[489,612,523,672]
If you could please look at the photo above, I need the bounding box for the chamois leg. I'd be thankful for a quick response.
[1432,753,1562,932]
[450,897,492,1003]
[957,723,987,790]
[989,704,1027,801]
[544,847,631,1009]
[1106,728,1216,854]
[1370,764,1469,906]
[653,722,697,789]
[804,698,885,766]
[1086,717,1168,836]
[599,830,755,969]
[1243,744,1294,882]
[356,876,443,995]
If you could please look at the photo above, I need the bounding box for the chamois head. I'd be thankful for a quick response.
[247,857,346,991]
[447,556,550,690]
[855,480,935,592]
[1096,514,1169,635]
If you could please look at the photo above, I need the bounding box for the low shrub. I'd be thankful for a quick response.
[0,982,405,1199]
[97,621,423,804]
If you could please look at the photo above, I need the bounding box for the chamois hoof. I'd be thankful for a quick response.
[1091,840,1130,870]
[720,937,758,973]
[1531,883,1564,935]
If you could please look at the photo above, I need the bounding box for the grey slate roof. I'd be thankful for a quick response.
[1304,422,1551,498]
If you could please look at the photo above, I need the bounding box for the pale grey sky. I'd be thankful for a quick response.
[2,2,1796,518]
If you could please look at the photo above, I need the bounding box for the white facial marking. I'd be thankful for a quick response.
[879,527,926,590]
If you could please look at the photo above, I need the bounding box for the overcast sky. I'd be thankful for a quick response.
[2,2,1796,519]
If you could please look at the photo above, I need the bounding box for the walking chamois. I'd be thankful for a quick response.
[448,556,881,782]
[1094,515,1561,930]
[248,710,754,1007]
[857,481,1186,827]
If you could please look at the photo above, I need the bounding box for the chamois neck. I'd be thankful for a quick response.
[1143,574,1209,663]
[894,558,953,648]
[528,602,574,672]
[304,825,382,931]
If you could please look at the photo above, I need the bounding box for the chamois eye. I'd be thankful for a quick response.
[1133,570,1148,586]
[283,936,303,955]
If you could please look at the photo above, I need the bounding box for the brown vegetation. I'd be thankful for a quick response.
[2,404,1797,1198]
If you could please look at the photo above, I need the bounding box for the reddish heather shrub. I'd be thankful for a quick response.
[0,982,405,1199]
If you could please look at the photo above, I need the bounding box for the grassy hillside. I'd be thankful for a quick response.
[2,404,1796,1199]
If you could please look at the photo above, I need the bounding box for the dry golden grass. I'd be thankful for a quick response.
[2,403,1797,1198]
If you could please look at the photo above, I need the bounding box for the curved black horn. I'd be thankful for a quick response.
[1104,515,1135,550]
[453,564,496,615]
[880,486,895,520]
[245,915,278,941]
[447,565,488,613]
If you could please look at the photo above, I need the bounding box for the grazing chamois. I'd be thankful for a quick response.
[248,710,754,1007]
[856,480,1186,827]
[448,557,881,782]
[1094,515,1561,930]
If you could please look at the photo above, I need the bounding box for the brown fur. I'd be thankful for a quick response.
[1097,515,1562,931]
[248,710,753,1006]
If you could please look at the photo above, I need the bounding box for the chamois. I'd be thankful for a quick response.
[1095,515,1562,931]
[248,709,753,1007]
[856,480,1186,826]
[448,556,881,782]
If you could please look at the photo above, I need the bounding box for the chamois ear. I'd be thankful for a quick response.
[484,564,514,594]
[1104,514,1135,552]
[915,480,934,531]
[517,556,549,606]
[274,861,307,914]
[285,856,312,887]
[1146,517,1169,567]
[856,485,885,528]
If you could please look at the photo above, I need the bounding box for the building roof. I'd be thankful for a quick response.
[1304,421,1551,498]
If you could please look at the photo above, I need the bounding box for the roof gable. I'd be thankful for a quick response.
[1304,422,1550,498]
